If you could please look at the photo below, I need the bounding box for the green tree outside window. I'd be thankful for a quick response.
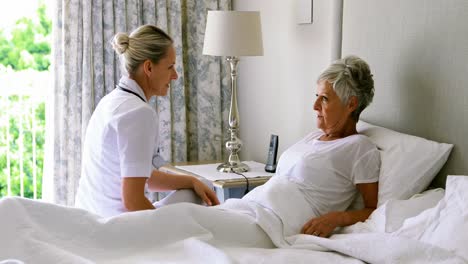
[0,0,51,198]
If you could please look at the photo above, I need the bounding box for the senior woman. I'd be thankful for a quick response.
[239,55,380,239]
[291,55,380,237]
[164,54,380,241]
[75,24,219,218]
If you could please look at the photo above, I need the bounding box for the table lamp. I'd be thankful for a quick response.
[203,10,264,173]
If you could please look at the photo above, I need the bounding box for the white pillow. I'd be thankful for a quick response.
[341,188,444,234]
[396,176,468,261]
[418,176,468,261]
[382,188,444,232]
[356,120,453,206]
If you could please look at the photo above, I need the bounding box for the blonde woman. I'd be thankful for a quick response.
[75,25,219,217]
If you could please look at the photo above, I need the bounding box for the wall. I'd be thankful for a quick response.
[232,0,333,162]
[232,0,468,185]
[341,0,468,186]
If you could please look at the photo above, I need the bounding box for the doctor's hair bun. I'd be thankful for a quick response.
[112,33,130,55]
[112,24,173,75]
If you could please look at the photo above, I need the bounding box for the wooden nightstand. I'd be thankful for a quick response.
[159,161,273,203]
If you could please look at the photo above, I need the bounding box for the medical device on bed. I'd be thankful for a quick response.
[265,134,279,173]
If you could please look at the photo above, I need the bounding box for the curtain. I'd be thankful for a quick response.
[43,0,231,206]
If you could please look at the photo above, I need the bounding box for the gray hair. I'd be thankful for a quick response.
[317,55,374,121]
[111,24,173,75]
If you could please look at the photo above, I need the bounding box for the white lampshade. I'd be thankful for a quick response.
[203,11,264,56]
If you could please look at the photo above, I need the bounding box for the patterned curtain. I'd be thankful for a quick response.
[43,0,231,206]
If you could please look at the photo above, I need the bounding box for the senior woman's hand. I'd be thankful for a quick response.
[191,178,220,206]
[301,212,343,238]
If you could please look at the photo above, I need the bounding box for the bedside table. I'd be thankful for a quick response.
[159,161,273,203]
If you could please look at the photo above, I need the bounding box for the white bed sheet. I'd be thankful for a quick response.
[0,176,466,264]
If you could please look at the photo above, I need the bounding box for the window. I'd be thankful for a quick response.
[0,0,52,199]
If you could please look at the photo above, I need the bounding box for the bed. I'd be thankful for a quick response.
[2,0,468,262]
[0,120,466,263]
[0,176,465,264]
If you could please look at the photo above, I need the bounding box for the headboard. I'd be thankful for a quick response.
[341,0,468,187]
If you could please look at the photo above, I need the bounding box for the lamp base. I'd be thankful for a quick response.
[217,162,249,173]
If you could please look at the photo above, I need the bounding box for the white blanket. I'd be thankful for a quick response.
[0,176,466,264]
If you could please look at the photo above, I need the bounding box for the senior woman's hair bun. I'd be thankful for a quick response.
[111,32,130,55]
[343,56,374,97]
[342,55,374,87]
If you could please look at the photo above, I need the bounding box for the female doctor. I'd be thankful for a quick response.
[75,24,220,218]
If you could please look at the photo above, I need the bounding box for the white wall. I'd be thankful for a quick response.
[341,0,468,185]
[233,0,333,162]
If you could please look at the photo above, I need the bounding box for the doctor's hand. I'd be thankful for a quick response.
[301,211,342,238]
[191,178,220,206]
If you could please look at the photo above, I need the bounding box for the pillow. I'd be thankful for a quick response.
[341,188,444,234]
[382,188,444,232]
[396,176,468,261]
[356,120,453,206]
